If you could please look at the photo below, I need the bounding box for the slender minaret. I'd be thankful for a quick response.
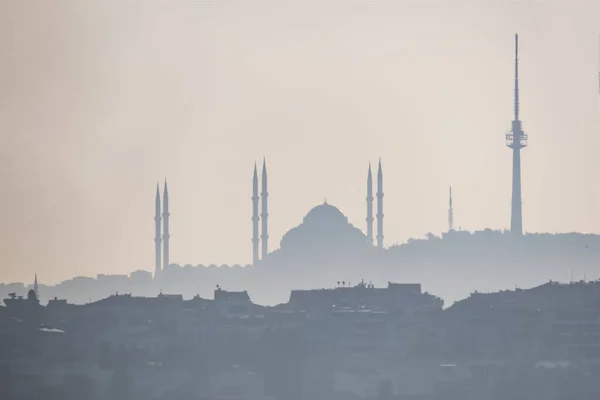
[154,183,162,278]
[162,180,170,270]
[448,186,454,232]
[376,158,384,248]
[366,163,374,245]
[261,158,269,259]
[33,274,38,297]
[506,34,527,236]
[252,163,260,264]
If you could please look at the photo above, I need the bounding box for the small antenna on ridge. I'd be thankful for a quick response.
[569,269,573,284]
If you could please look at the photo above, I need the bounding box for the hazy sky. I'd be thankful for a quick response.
[1,0,599,284]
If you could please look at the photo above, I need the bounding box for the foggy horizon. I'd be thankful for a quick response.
[1,1,600,284]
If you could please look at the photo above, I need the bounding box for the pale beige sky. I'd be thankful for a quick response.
[0,1,599,284]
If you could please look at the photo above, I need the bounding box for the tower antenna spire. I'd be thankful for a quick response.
[506,33,528,236]
[448,186,454,232]
[597,34,600,110]
[514,33,519,122]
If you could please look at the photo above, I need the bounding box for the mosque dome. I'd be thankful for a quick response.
[278,200,369,258]
[303,201,348,226]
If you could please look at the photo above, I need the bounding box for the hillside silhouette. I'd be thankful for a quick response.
[3,230,598,306]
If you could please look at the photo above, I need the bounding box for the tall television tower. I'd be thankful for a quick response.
[506,34,528,236]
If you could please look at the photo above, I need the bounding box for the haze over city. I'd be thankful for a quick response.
[1,0,599,284]
[4,2,600,399]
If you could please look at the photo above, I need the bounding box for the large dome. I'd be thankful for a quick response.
[303,202,348,226]
[277,201,370,258]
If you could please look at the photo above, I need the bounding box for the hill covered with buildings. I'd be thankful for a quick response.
[1,279,599,399]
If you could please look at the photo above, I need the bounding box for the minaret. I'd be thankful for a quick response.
[252,163,260,264]
[366,163,374,245]
[448,186,454,232]
[261,158,269,259]
[154,183,162,278]
[162,179,170,270]
[376,158,384,249]
[506,34,527,236]
[33,274,38,297]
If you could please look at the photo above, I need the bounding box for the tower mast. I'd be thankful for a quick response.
[376,158,384,249]
[252,163,260,264]
[506,34,527,236]
[261,158,269,259]
[448,186,454,232]
[162,179,170,269]
[155,183,162,278]
[366,163,374,245]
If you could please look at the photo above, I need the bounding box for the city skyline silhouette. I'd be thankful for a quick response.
[1,2,599,284]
